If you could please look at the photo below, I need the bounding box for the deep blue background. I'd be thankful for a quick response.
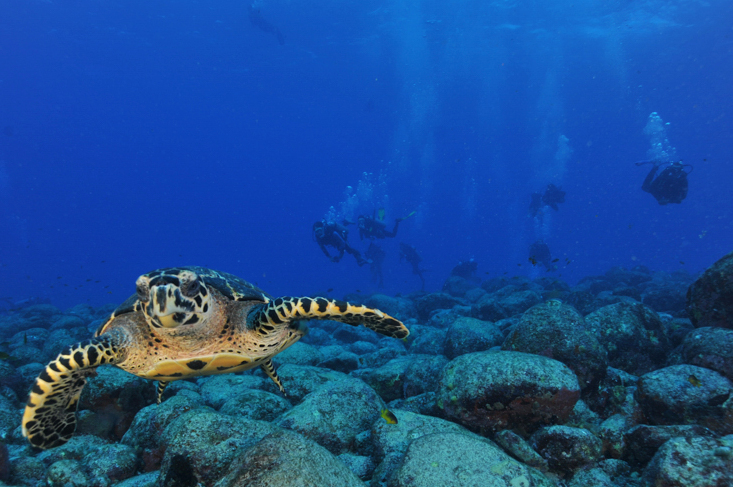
[1,0,731,309]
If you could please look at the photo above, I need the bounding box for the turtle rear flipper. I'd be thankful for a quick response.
[22,333,126,449]
[250,297,410,339]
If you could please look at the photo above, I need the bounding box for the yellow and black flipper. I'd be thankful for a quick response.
[22,331,127,449]
[248,296,409,339]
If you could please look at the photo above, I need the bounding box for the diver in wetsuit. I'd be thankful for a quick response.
[357,211,413,241]
[451,259,478,282]
[313,220,368,266]
[529,184,566,218]
[399,242,426,290]
[636,160,690,205]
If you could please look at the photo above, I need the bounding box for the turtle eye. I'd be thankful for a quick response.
[181,278,201,298]
[136,276,150,302]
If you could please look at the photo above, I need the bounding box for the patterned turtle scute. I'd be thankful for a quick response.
[22,266,409,450]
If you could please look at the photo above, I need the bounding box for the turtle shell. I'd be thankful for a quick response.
[95,266,271,336]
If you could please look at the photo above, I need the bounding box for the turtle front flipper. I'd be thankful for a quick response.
[22,333,127,449]
[249,297,410,339]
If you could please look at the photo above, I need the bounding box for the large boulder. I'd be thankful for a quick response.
[584,302,671,375]
[502,301,607,391]
[643,435,733,487]
[389,432,556,487]
[687,250,733,329]
[436,351,580,435]
[443,317,503,359]
[635,364,733,434]
[681,327,733,380]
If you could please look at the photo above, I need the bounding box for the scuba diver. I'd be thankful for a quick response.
[357,210,414,241]
[529,240,553,271]
[313,220,369,266]
[636,160,690,205]
[365,242,386,288]
[529,184,566,217]
[399,242,426,290]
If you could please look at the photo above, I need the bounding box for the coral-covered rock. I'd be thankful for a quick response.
[531,425,603,473]
[442,275,478,297]
[503,301,607,391]
[214,429,366,487]
[635,364,733,434]
[437,351,580,435]
[494,429,548,471]
[276,377,383,455]
[443,316,503,359]
[414,293,465,322]
[389,432,556,487]
[159,410,279,486]
[274,342,324,366]
[407,326,447,355]
[365,294,417,322]
[682,327,733,380]
[369,410,470,486]
[264,364,349,403]
[584,302,671,375]
[687,250,733,329]
[643,435,733,487]
[623,424,714,467]
[219,389,291,421]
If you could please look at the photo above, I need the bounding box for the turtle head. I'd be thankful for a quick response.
[135,269,212,329]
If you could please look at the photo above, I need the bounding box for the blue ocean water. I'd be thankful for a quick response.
[0,0,731,310]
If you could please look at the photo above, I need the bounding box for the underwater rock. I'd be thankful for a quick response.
[319,350,361,373]
[49,314,86,331]
[352,357,411,403]
[584,302,671,376]
[597,413,634,460]
[494,429,548,471]
[564,460,632,487]
[115,471,158,487]
[333,324,382,346]
[0,394,20,442]
[214,429,366,487]
[414,293,465,322]
[635,364,733,434]
[275,364,350,403]
[687,250,733,329]
[503,301,608,392]
[46,459,88,487]
[219,389,292,421]
[122,394,211,472]
[387,392,438,417]
[407,326,446,355]
[274,342,324,366]
[641,283,687,314]
[436,351,580,435]
[605,266,653,287]
[159,410,279,486]
[643,435,733,487]
[0,440,8,482]
[348,341,380,355]
[365,294,417,322]
[681,326,733,380]
[369,410,473,486]
[441,275,478,298]
[338,452,376,480]
[389,432,556,487]
[198,375,269,409]
[275,377,383,455]
[623,424,714,467]
[530,425,603,473]
[357,347,406,370]
[443,316,503,359]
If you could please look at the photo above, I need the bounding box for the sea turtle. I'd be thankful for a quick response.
[22,266,409,449]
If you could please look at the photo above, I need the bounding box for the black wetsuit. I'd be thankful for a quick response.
[314,221,366,266]
[358,216,400,240]
[641,163,688,205]
[399,243,425,290]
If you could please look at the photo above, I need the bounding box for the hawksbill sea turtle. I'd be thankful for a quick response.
[22,266,409,449]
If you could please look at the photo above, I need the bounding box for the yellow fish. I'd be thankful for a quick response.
[380,408,398,424]
[688,375,702,387]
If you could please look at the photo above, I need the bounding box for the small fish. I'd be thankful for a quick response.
[327,288,334,293]
[688,375,702,387]
[528,256,537,265]
[552,258,559,263]
[679,261,685,265]
[0,352,18,361]
[380,408,398,424]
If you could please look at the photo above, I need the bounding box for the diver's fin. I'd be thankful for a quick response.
[398,211,416,222]
[249,297,409,339]
[260,359,286,395]
[22,332,127,449]
[156,381,169,405]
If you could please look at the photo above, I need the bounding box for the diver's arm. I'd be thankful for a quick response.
[319,243,331,258]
